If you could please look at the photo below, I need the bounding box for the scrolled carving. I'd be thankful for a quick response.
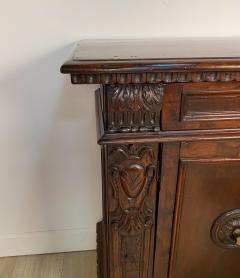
[110,145,156,233]
[211,209,240,249]
[107,84,164,133]
[108,144,159,277]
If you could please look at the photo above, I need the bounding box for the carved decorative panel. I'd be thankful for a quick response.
[107,144,159,278]
[106,84,164,132]
[180,90,240,121]
[211,209,240,249]
[162,82,240,131]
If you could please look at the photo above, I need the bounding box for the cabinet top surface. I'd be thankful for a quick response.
[71,38,240,61]
[61,38,240,77]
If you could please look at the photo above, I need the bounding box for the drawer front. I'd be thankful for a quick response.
[170,140,240,278]
[162,82,240,130]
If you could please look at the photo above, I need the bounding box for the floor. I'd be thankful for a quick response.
[0,251,97,278]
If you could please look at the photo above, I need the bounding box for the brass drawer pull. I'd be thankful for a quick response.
[232,228,240,246]
[211,209,240,249]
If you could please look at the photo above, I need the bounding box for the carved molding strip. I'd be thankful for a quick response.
[211,209,240,249]
[108,144,158,278]
[107,84,163,133]
[71,71,240,84]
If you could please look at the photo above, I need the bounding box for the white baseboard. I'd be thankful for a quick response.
[0,228,96,257]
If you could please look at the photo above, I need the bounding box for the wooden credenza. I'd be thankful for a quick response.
[61,39,240,278]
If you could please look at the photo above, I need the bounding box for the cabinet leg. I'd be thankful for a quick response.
[97,221,107,278]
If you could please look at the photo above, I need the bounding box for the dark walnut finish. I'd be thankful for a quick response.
[106,84,164,133]
[107,144,158,278]
[61,39,240,278]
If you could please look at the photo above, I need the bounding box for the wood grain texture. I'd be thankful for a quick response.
[62,251,96,278]
[0,251,96,278]
[0,256,17,277]
[162,82,240,130]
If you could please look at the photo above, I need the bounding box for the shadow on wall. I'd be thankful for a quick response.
[0,44,102,253]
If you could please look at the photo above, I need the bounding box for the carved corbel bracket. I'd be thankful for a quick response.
[106,84,164,133]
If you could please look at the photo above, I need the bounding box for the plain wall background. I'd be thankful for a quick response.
[0,0,239,256]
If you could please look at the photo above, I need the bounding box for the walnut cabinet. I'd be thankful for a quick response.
[61,39,240,278]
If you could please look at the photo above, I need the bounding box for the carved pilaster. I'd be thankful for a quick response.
[106,84,164,133]
[106,144,159,278]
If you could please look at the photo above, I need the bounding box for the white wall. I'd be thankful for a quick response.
[0,0,239,256]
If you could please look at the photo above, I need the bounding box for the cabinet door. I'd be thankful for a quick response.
[169,140,240,278]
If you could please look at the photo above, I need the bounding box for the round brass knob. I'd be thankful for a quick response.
[232,228,240,246]
[211,209,240,249]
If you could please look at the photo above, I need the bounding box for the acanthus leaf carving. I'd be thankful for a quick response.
[111,84,163,112]
[107,84,164,133]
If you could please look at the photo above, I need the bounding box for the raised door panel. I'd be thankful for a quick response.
[162,82,240,130]
[169,140,240,278]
